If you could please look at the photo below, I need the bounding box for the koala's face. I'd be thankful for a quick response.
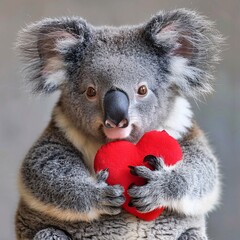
[17,10,222,143]
[60,31,174,142]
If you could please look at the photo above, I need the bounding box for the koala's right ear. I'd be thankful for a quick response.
[144,9,223,98]
[16,17,91,94]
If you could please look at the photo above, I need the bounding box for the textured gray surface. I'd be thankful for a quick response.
[0,0,239,239]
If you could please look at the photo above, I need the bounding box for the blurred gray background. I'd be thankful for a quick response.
[0,0,239,239]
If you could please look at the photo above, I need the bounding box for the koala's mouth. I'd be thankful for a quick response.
[103,125,132,141]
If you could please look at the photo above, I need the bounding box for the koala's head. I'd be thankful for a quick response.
[17,9,222,143]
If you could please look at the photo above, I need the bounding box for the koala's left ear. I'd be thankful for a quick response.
[16,17,91,94]
[144,9,223,97]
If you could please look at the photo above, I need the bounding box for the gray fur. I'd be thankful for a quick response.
[16,200,207,239]
[20,125,125,215]
[15,9,222,239]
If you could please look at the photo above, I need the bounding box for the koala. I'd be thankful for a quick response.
[15,9,223,240]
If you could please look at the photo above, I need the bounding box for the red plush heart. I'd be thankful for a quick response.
[94,131,182,221]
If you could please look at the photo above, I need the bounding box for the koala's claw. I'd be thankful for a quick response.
[129,156,166,180]
[128,166,138,176]
[129,165,155,180]
[128,163,167,212]
[128,183,158,212]
[128,190,157,213]
[135,204,154,213]
[97,176,125,215]
[144,155,165,170]
[96,169,109,183]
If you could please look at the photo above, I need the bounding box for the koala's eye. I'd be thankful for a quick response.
[86,86,97,98]
[137,85,148,96]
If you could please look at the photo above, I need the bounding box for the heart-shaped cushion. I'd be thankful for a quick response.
[94,130,182,221]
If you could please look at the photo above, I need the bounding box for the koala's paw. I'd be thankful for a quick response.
[96,169,125,215]
[178,228,208,240]
[128,155,187,213]
[34,228,71,240]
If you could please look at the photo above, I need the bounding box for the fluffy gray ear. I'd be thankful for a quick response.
[145,9,223,97]
[16,17,91,94]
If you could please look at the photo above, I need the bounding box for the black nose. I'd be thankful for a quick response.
[103,89,129,128]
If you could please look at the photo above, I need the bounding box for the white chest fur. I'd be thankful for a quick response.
[54,96,193,172]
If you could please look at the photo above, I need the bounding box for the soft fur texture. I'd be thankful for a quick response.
[15,9,222,240]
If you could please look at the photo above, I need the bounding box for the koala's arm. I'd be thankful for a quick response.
[128,125,220,216]
[19,124,125,222]
[175,126,220,215]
